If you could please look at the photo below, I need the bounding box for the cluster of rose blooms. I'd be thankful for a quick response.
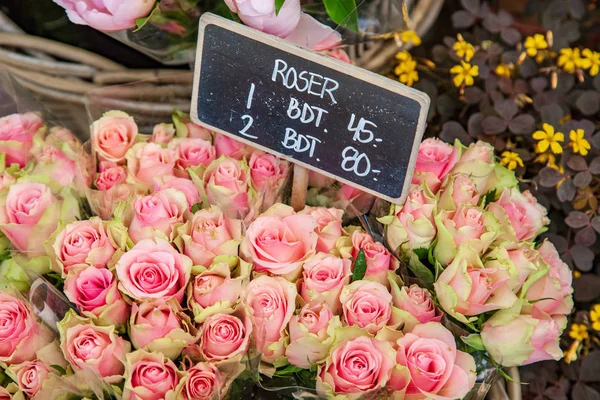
[0,109,574,400]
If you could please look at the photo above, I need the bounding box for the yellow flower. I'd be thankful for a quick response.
[400,30,421,47]
[450,61,479,87]
[581,48,600,76]
[495,63,513,78]
[394,51,419,86]
[453,38,475,62]
[563,340,579,364]
[558,48,584,73]
[569,323,589,341]
[591,305,600,331]
[524,34,548,58]
[573,270,582,279]
[500,151,524,171]
[533,123,564,154]
[569,129,591,156]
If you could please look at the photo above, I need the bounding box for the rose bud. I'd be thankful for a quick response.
[171,138,216,177]
[91,111,137,163]
[197,307,252,362]
[340,280,394,334]
[300,252,351,314]
[437,174,480,211]
[31,143,77,188]
[6,360,50,398]
[0,112,43,168]
[95,164,127,191]
[128,189,188,243]
[450,140,498,193]
[123,350,182,400]
[298,206,344,253]
[203,157,251,219]
[391,283,442,326]
[224,0,301,37]
[412,137,460,193]
[126,142,177,187]
[351,230,398,285]
[213,134,252,160]
[150,123,175,144]
[174,363,224,400]
[156,177,201,211]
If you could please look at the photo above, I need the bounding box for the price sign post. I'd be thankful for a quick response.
[191,14,430,205]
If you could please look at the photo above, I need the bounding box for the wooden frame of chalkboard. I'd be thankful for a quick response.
[191,13,430,204]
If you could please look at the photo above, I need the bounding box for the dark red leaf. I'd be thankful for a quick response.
[581,352,600,382]
[572,382,600,400]
[576,91,600,116]
[482,116,507,135]
[494,99,519,120]
[440,121,470,144]
[539,167,564,187]
[461,0,480,14]
[573,274,600,302]
[464,87,484,104]
[567,155,588,171]
[568,0,586,19]
[574,171,593,188]
[541,104,564,128]
[571,245,594,271]
[546,234,569,253]
[575,226,597,247]
[501,28,521,45]
[482,13,501,32]
[452,10,475,29]
[593,133,600,150]
[591,216,600,234]
[509,114,535,134]
[557,178,576,202]
[468,113,484,137]
[565,211,590,228]
[520,57,538,78]
[530,77,548,93]
[589,157,600,174]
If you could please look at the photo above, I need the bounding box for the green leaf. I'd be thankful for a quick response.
[413,247,428,261]
[191,202,202,214]
[323,0,359,32]
[134,2,160,32]
[427,240,437,265]
[481,189,497,208]
[352,249,367,282]
[51,364,67,375]
[273,364,304,377]
[275,0,286,15]
[408,253,435,287]
[461,334,485,351]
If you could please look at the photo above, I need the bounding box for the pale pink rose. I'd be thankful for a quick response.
[156,177,200,210]
[299,206,344,253]
[31,144,76,187]
[53,0,156,31]
[0,112,42,168]
[438,174,480,211]
[214,134,251,160]
[224,0,301,37]
[488,187,549,242]
[300,253,352,314]
[340,280,392,334]
[241,204,317,277]
[172,138,215,178]
[60,321,130,383]
[0,182,61,255]
[393,284,442,324]
[64,267,130,326]
[199,311,252,361]
[395,322,476,398]
[526,241,573,320]
[123,351,180,400]
[180,206,242,267]
[339,184,375,215]
[47,126,81,151]
[150,124,175,144]
[95,165,127,191]
[248,152,285,191]
[285,13,342,50]
[129,301,196,360]
[13,360,49,398]
[191,273,240,309]
[87,182,139,220]
[115,238,192,302]
[129,189,188,243]
[242,275,296,363]
[126,142,177,187]
[204,157,250,218]
[91,111,137,163]
[0,172,15,191]
[412,138,460,193]
[186,122,212,141]
[327,49,351,63]
[317,335,395,397]
[0,292,53,365]
[180,363,223,400]
[286,300,336,368]
[308,171,334,188]
[434,245,518,322]
[446,205,486,240]
[450,141,497,193]
[52,217,117,275]
[0,386,10,400]
[351,231,398,282]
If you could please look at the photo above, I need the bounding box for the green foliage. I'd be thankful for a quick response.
[351,249,367,281]
[322,0,359,32]
[274,0,286,15]
[134,3,160,32]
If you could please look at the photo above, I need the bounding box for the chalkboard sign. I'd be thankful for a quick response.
[191,14,430,204]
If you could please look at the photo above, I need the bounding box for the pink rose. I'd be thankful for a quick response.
[395,322,476,398]
[339,184,375,215]
[285,13,342,50]
[12,360,49,398]
[199,309,252,361]
[317,334,396,397]
[248,152,285,191]
[58,312,130,383]
[450,140,498,193]
[179,206,242,268]
[95,164,127,191]
[0,182,62,256]
[64,267,130,326]
[340,280,392,334]
[0,112,42,168]
[130,300,196,360]
[481,308,562,367]
[150,124,175,144]
[242,275,296,363]
[31,144,77,187]
[87,182,140,221]
[179,363,223,400]
[327,49,351,63]
[129,189,188,243]
[115,238,192,302]
[488,187,549,242]
[241,204,317,278]
[126,142,177,187]
[214,134,251,160]
[224,0,301,37]
[51,217,117,275]
[299,206,344,253]
[53,0,156,31]
[172,138,215,178]
[186,123,212,141]
[412,138,460,193]
[393,284,442,324]
[351,231,398,283]
[123,350,180,400]
[300,253,352,314]
[0,386,11,400]
[0,292,53,365]
[0,172,15,191]
[434,245,518,323]
[204,157,250,218]
[91,111,137,163]
[438,174,480,211]
[286,300,338,368]
[156,177,200,210]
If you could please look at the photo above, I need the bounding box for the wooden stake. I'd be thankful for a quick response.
[291,164,308,211]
